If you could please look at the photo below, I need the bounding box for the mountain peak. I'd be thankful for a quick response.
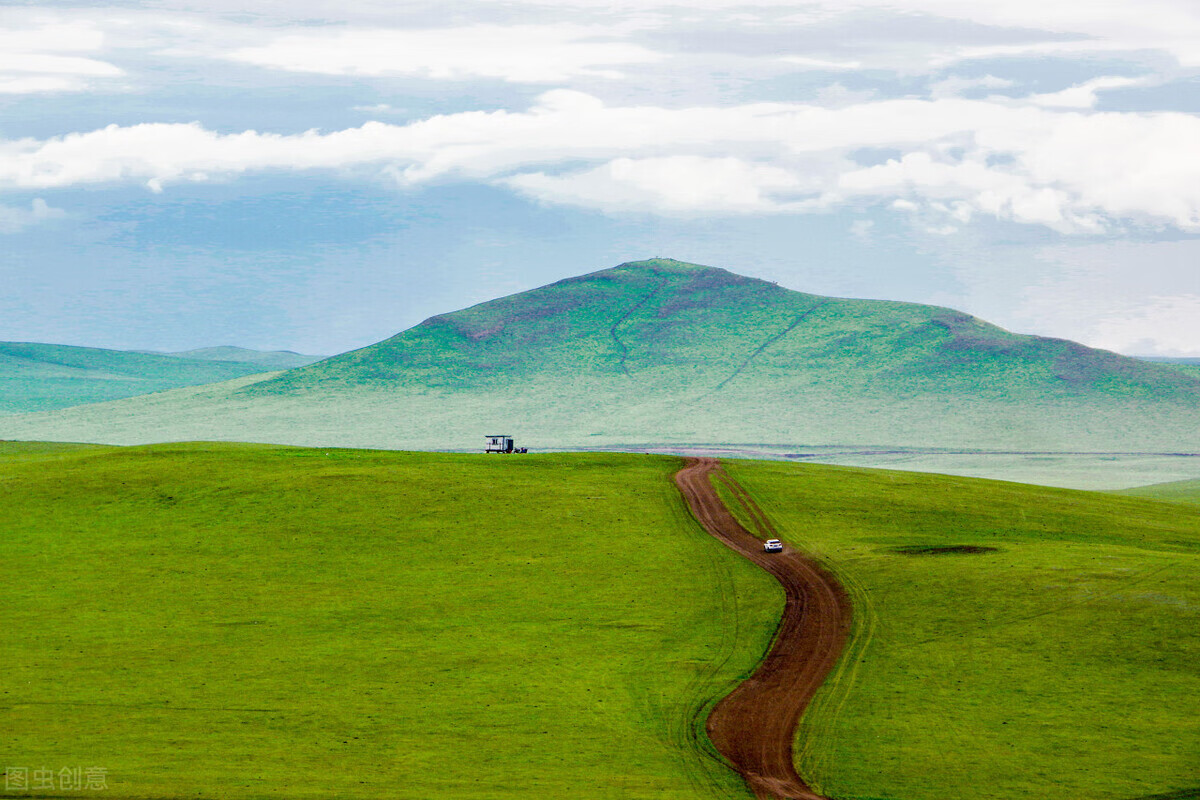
[615,257,716,272]
[559,258,768,293]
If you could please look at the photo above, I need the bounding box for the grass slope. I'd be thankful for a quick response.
[0,342,294,414]
[725,458,1200,800]
[5,259,1199,453]
[1,443,780,799]
[1117,478,1200,505]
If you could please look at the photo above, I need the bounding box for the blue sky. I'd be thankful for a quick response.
[2,0,1199,356]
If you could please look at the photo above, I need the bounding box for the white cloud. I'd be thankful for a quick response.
[0,21,123,94]
[0,198,66,233]
[503,156,811,214]
[1026,76,1148,109]
[226,24,662,83]
[6,90,1200,231]
[779,56,862,70]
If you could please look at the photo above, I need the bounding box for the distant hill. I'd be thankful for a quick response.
[1117,478,1200,505]
[5,258,1200,452]
[0,342,319,414]
[144,346,326,370]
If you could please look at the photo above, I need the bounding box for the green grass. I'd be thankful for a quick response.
[724,458,1200,800]
[0,342,301,414]
[6,259,1200,456]
[1,444,781,799]
[5,444,1198,800]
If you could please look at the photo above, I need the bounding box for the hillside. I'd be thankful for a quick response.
[0,342,309,414]
[4,258,1200,453]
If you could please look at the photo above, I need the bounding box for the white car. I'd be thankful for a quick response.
[763,538,783,553]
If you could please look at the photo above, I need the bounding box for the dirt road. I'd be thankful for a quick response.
[674,458,852,800]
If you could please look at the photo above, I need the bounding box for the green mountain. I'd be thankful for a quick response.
[144,346,326,370]
[5,258,1200,452]
[0,342,313,414]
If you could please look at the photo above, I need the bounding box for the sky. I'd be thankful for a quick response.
[2,1,1200,356]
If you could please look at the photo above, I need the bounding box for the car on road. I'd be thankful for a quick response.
[763,538,783,552]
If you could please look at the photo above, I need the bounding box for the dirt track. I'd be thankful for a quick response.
[674,458,852,800]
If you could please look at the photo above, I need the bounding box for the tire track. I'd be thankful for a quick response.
[674,457,852,800]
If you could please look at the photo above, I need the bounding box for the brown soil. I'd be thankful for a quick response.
[674,457,853,800]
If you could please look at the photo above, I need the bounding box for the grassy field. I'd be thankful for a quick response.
[5,443,1197,800]
[1,443,781,799]
[725,459,1200,800]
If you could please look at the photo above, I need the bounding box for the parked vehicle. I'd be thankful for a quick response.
[484,435,528,454]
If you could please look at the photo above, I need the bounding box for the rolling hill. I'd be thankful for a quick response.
[1118,477,1200,505]
[4,258,1200,454]
[0,342,324,414]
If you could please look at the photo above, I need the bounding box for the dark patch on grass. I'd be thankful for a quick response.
[1122,788,1200,800]
[891,544,1000,555]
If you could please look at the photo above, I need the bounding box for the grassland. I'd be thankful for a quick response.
[725,458,1200,800]
[1,443,781,799]
[5,443,1197,800]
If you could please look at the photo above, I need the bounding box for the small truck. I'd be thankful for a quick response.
[763,538,784,553]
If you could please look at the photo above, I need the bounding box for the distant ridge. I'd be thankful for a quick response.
[5,258,1200,453]
[0,342,322,414]
[143,346,326,370]
[1136,356,1200,380]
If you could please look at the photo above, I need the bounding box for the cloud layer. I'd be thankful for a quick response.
[5,90,1200,231]
[227,24,661,83]
[0,21,122,94]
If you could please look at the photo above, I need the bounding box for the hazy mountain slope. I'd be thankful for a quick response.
[0,342,295,414]
[1139,357,1200,380]
[149,346,326,370]
[5,258,1200,451]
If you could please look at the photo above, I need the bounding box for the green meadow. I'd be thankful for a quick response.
[1,443,780,799]
[726,459,1200,800]
[4,443,1197,800]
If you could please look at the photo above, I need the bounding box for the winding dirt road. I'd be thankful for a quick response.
[674,458,853,800]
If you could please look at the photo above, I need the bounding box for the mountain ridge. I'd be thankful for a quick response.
[4,258,1199,455]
